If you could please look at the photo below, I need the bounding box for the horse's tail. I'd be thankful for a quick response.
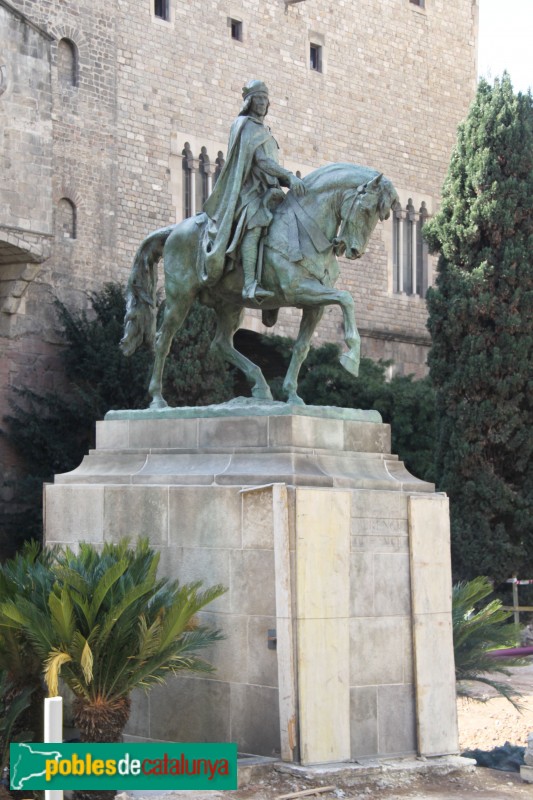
[120,225,174,356]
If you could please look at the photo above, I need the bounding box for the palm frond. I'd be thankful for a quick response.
[453,576,524,707]
[88,558,129,625]
[44,650,73,697]
[48,587,75,642]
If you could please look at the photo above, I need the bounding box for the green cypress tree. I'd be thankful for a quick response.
[424,75,533,581]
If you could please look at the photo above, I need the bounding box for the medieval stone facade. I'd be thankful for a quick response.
[0,0,479,490]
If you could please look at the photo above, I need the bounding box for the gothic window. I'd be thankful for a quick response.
[57,38,78,87]
[392,199,429,297]
[57,198,77,240]
[154,0,170,20]
[182,144,225,218]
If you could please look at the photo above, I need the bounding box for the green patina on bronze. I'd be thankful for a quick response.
[121,80,398,410]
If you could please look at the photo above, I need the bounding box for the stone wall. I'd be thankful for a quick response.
[0,0,479,497]
[110,0,478,372]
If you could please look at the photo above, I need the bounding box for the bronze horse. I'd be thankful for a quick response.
[121,163,399,408]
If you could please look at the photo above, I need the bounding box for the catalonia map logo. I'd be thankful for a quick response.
[10,742,238,790]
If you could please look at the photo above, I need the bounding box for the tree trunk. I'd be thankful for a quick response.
[72,695,131,800]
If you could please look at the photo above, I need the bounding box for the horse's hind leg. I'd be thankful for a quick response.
[148,289,194,409]
[283,306,324,405]
[212,306,273,401]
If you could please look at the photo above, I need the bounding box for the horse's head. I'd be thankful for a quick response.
[333,173,399,259]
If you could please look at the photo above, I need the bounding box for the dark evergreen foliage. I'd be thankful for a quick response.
[0,285,235,551]
[424,75,533,581]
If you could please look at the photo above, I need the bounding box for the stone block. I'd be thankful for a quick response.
[149,675,230,743]
[385,459,435,490]
[377,684,417,756]
[55,453,147,483]
[295,488,351,619]
[44,485,104,544]
[526,732,533,765]
[350,616,411,686]
[351,535,409,553]
[409,494,452,615]
[344,421,391,453]
[168,486,242,548]
[198,417,268,448]
[195,611,247,683]
[350,551,374,617]
[124,688,150,739]
[103,486,168,544]
[135,453,231,484]
[520,765,533,783]
[297,617,350,765]
[352,517,409,536]
[95,420,129,450]
[268,415,343,450]
[214,452,332,487]
[230,684,280,756]
[242,486,274,549]
[128,418,198,449]
[351,490,408,519]
[247,615,278,688]
[373,553,411,616]
[412,613,458,755]
[315,454,396,487]
[177,547,231,613]
[409,495,456,755]
[230,549,276,616]
[350,686,378,758]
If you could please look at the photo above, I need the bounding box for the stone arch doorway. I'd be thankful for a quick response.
[0,234,50,318]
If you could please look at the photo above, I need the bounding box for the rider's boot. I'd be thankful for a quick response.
[241,230,274,302]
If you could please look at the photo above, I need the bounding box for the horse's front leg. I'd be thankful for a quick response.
[336,290,361,377]
[291,282,361,378]
[283,306,324,404]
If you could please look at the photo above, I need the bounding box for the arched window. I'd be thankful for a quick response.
[393,199,429,297]
[57,198,77,239]
[57,38,78,87]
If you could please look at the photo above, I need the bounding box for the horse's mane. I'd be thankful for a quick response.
[302,163,381,192]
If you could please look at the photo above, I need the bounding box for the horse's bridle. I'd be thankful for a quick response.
[333,184,366,255]
[337,184,366,237]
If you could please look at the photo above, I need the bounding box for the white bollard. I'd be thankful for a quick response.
[44,697,63,800]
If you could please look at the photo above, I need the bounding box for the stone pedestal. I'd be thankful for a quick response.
[44,403,458,765]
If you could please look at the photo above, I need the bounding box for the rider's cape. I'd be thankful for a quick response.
[201,116,273,285]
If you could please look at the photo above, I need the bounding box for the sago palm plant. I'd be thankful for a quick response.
[0,542,58,749]
[0,539,225,743]
[453,576,525,708]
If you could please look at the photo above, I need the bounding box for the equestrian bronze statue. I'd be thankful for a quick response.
[121,80,399,408]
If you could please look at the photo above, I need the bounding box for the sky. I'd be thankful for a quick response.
[477,0,532,93]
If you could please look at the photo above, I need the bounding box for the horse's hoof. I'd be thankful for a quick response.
[149,397,168,410]
[339,352,360,377]
[287,394,305,406]
[251,386,273,401]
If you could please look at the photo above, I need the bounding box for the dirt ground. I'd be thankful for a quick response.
[132,664,533,799]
